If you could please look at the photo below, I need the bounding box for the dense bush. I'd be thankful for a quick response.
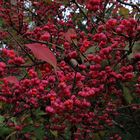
[0,0,140,139]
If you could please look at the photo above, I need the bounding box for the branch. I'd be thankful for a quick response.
[6,30,35,63]
[72,40,88,61]
[117,104,140,110]
[113,38,135,69]
[117,0,140,12]
[112,120,126,132]
[72,70,77,92]
[5,131,17,140]
[72,0,88,20]
[6,61,46,68]
[26,38,64,51]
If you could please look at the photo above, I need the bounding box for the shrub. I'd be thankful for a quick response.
[0,0,140,139]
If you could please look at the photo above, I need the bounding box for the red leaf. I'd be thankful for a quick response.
[64,28,77,42]
[4,76,19,84]
[25,43,57,69]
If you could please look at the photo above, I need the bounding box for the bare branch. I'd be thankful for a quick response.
[117,0,140,12]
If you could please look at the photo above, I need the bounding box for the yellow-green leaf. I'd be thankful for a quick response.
[50,130,58,138]
[119,7,129,18]
[123,86,133,104]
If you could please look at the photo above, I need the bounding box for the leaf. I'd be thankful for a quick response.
[34,126,45,140]
[64,127,71,140]
[34,108,46,116]
[4,76,19,84]
[133,42,140,54]
[43,0,52,4]
[123,132,133,140]
[85,46,96,54]
[93,131,107,140]
[50,130,58,138]
[119,7,129,18]
[25,43,57,69]
[20,114,31,123]
[0,19,3,27]
[55,0,68,5]
[123,86,133,104]
[22,125,35,133]
[0,102,3,110]
[64,28,77,43]
[0,126,12,137]
[0,115,5,124]
[10,117,17,125]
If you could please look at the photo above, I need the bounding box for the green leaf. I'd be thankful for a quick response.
[0,115,5,124]
[123,86,133,104]
[34,108,46,116]
[34,126,45,140]
[10,117,17,125]
[22,125,45,140]
[43,0,52,4]
[0,19,3,27]
[53,0,68,5]
[50,130,58,138]
[22,125,35,133]
[133,42,140,54]
[64,127,71,140]
[85,46,96,54]
[119,7,129,18]
[93,133,103,140]
[0,126,13,137]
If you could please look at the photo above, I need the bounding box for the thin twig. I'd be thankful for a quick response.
[26,38,65,51]
[117,104,140,110]
[117,0,140,12]
[6,30,35,63]
[5,131,17,140]
[72,70,77,92]
[72,0,88,20]
[6,61,46,68]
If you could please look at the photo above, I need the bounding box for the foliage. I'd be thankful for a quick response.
[0,0,140,140]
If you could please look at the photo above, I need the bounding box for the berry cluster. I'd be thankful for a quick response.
[0,0,140,139]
